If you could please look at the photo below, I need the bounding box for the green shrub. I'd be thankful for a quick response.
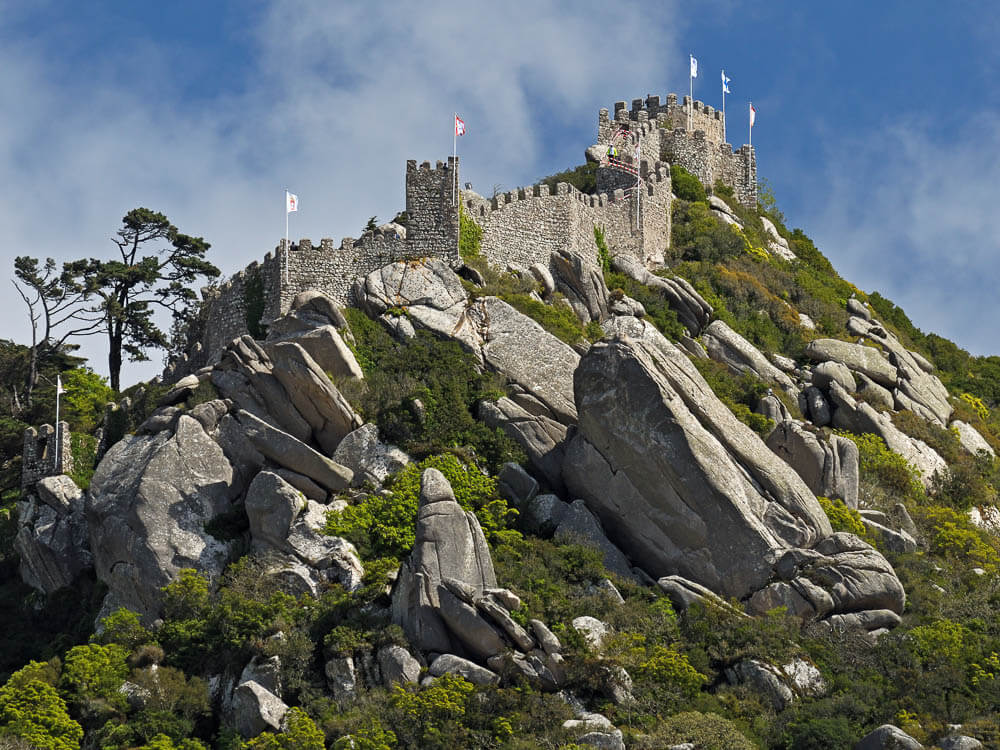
[635,711,755,750]
[817,496,867,537]
[691,358,774,436]
[538,162,598,195]
[671,165,707,202]
[503,293,585,345]
[781,716,857,750]
[341,308,524,472]
[388,673,476,749]
[837,431,924,501]
[0,672,83,750]
[60,368,114,432]
[670,200,744,264]
[637,644,707,697]
[68,432,97,490]
[594,225,612,272]
[60,643,129,709]
[458,205,482,262]
[93,608,153,652]
[326,453,519,560]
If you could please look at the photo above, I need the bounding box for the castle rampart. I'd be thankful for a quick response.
[599,93,757,207]
[467,156,671,272]
[193,92,754,368]
[21,422,73,490]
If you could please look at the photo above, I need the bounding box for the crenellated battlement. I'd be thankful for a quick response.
[189,91,754,370]
[598,93,756,207]
[21,422,73,491]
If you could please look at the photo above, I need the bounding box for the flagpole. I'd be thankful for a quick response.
[749,100,753,148]
[689,57,693,131]
[453,113,458,206]
[284,190,289,284]
[722,72,727,144]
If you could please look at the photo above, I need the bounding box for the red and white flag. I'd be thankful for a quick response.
[455,115,466,137]
[749,102,756,128]
[286,191,298,213]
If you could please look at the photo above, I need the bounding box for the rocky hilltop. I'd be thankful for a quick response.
[7,123,1000,748]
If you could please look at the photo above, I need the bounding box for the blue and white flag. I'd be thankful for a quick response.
[690,54,698,78]
[722,70,731,94]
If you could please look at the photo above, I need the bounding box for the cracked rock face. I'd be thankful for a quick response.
[16,475,92,594]
[87,415,237,622]
[392,468,497,653]
[564,320,904,623]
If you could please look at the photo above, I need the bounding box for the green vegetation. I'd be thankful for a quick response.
[59,368,114,433]
[341,307,523,472]
[459,205,483,262]
[537,161,598,195]
[594,225,611,272]
[691,357,775,436]
[817,496,868,537]
[671,164,707,202]
[326,453,519,560]
[68,432,97,490]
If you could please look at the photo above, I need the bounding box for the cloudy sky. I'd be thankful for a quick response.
[2,1,998,387]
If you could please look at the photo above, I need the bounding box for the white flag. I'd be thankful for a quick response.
[690,54,698,78]
[722,70,730,94]
[749,102,756,128]
[56,374,64,395]
[286,191,298,213]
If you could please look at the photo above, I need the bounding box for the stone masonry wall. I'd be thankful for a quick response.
[22,422,73,490]
[467,158,671,273]
[406,158,460,264]
[200,158,463,364]
[661,130,757,207]
[598,93,756,208]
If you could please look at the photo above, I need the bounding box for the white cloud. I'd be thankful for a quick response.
[0,0,684,385]
[802,116,1000,357]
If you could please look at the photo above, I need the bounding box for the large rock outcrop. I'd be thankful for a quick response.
[610,254,712,335]
[354,257,481,355]
[87,415,237,620]
[550,248,609,322]
[478,397,567,491]
[701,319,798,397]
[563,319,904,623]
[392,468,498,653]
[15,475,92,593]
[766,421,860,508]
[827,381,947,489]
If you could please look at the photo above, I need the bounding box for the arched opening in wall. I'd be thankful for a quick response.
[38,435,49,460]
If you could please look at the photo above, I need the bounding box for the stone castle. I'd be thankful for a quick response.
[182,94,757,369]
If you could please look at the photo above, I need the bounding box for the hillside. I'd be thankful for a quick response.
[3,98,1000,750]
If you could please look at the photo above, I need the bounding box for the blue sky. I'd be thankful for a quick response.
[2,1,999,386]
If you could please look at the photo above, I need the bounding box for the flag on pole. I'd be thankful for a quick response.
[722,70,730,94]
[689,54,698,78]
[455,115,466,137]
[56,374,64,395]
[286,191,298,213]
[749,102,756,128]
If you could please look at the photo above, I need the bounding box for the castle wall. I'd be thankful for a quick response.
[661,130,757,207]
[598,93,756,208]
[22,422,73,490]
[469,159,671,273]
[406,158,460,264]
